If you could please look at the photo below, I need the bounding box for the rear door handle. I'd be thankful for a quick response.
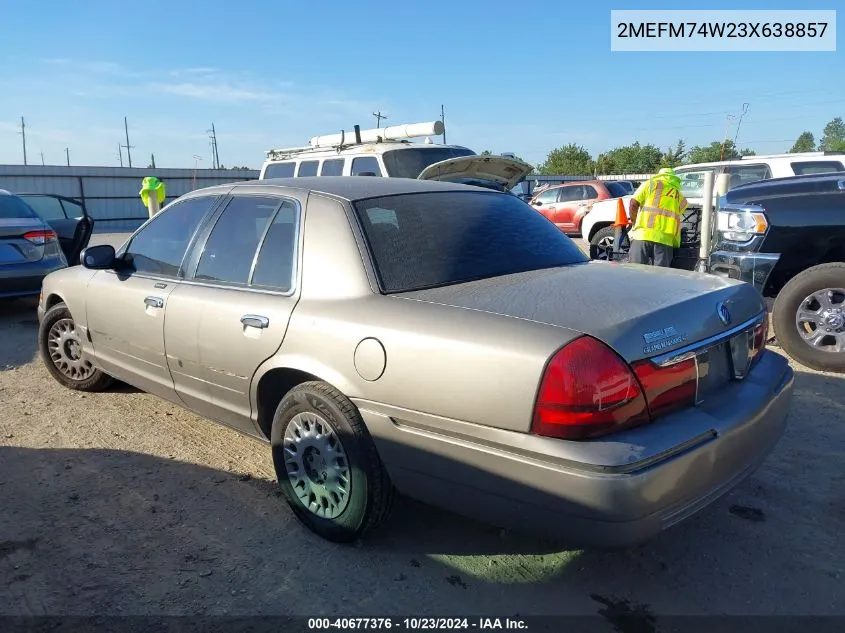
[241,314,269,329]
[144,296,164,308]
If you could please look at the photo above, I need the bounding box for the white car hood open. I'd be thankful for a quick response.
[417,155,534,191]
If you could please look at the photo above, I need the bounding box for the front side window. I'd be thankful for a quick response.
[194,196,281,286]
[298,161,319,177]
[381,147,475,178]
[351,156,383,177]
[354,191,587,293]
[264,162,295,178]
[532,188,559,204]
[123,196,218,277]
[321,158,345,176]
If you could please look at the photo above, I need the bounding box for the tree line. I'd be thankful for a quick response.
[488,116,845,176]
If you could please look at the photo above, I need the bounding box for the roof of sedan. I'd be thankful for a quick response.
[220,176,490,200]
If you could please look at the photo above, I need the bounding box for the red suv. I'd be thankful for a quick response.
[529,180,627,235]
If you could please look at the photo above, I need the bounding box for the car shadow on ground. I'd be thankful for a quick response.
[1,366,843,618]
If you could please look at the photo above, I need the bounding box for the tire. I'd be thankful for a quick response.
[771,263,845,373]
[589,226,629,261]
[270,381,395,543]
[38,303,115,391]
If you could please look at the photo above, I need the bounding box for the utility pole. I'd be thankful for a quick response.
[373,111,387,128]
[20,116,27,165]
[41,152,45,166]
[65,148,70,167]
[719,114,736,161]
[440,105,446,145]
[122,117,134,167]
[207,123,219,169]
[118,143,124,168]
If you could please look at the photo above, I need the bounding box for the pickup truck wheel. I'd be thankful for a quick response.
[772,263,845,372]
[270,381,395,543]
[589,227,618,260]
[38,303,114,391]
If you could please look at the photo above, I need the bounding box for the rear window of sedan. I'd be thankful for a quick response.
[353,191,588,293]
[0,195,40,219]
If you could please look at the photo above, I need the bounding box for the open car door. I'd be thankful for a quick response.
[418,155,534,192]
[16,194,94,266]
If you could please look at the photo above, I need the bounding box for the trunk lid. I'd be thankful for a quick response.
[418,155,534,191]
[396,261,764,363]
[0,218,49,265]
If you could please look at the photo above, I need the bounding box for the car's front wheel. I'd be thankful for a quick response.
[772,263,845,373]
[271,381,395,542]
[38,302,115,391]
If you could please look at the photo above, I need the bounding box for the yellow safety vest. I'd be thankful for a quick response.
[629,177,688,248]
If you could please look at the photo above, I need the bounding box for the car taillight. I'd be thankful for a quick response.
[631,356,697,418]
[23,229,57,245]
[531,336,649,440]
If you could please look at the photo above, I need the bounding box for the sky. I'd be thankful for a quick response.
[1,0,843,169]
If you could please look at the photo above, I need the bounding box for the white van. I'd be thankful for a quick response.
[259,121,532,192]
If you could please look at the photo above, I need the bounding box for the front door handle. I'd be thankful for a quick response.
[144,296,164,308]
[241,314,269,329]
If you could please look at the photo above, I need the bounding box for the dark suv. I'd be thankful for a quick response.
[707,173,845,372]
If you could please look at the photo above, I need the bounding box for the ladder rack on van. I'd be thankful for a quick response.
[265,120,445,160]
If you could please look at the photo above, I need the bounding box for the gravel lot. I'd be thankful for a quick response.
[1,234,843,621]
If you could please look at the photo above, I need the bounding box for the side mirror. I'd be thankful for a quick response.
[80,244,116,269]
[531,200,542,206]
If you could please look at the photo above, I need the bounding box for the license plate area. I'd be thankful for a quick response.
[695,330,753,405]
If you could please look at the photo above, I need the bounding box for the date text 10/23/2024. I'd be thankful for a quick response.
[307,617,529,630]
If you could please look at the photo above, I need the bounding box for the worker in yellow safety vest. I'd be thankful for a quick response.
[627,167,688,267]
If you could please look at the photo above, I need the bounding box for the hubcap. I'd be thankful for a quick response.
[47,318,95,380]
[283,412,351,519]
[795,287,845,354]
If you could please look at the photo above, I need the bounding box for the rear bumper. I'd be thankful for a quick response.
[0,258,65,299]
[358,350,793,548]
[708,250,780,295]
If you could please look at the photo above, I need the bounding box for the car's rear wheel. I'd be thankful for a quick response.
[38,302,114,391]
[270,381,395,542]
[589,226,616,260]
[772,263,845,373]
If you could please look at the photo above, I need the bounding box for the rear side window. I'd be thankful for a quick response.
[351,156,383,177]
[725,164,772,189]
[354,191,587,293]
[250,200,299,292]
[791,161,845,175]
[264,162,295,178]
[604,182,628,198]
[0,195,39,219]
[321,158,344,176]
[582,185,599,199]
[194,196,280,286]
[298,161,319,177]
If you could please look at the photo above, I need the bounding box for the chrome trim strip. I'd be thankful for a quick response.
[650,313,764,367]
